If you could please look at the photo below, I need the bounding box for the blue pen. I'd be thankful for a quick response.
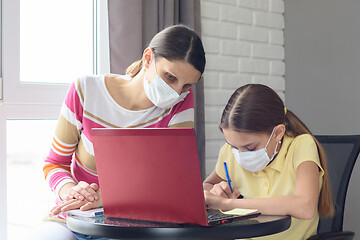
[223,162,233,193]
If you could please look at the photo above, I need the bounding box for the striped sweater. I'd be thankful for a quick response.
[43,75,195,198]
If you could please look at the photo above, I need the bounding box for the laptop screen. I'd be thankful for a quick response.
[91,128,208,225]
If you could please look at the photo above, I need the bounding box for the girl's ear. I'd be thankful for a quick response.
[142,48,154,69]
[275,124,286,142]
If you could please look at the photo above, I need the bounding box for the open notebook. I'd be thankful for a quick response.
[91,128,259,226]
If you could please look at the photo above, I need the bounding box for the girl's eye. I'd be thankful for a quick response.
[246,147,256,151]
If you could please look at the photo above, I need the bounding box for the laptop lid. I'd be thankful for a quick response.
[91,128,208,226]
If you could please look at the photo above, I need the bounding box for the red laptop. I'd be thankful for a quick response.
[91,128,259,226]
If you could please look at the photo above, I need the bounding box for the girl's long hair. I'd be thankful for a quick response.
[126,24,206,77]
[220,84,334,217]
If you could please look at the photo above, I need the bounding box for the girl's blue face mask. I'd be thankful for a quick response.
[232,127,279,172]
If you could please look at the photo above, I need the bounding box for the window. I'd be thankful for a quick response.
[0,0,109,239]
[20,0,93,84]
[7,120,57,239]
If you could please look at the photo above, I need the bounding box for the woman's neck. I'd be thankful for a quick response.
[105,71,154,111]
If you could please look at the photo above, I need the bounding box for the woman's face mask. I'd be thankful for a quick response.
[231,127,279,172]
[143,59,189,109]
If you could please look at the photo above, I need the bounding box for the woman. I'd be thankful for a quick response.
[203,84,333,240]
[30,24,206,240]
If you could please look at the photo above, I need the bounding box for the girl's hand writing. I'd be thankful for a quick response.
[204,190,232,210]
[210,181,241,199]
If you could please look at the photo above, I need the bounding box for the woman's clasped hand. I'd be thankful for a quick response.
[50,182,102,216]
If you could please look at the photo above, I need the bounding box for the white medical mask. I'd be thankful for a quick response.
[143,60,189,109]
[232,127,279,172]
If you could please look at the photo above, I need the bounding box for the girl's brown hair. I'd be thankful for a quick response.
[220,84,334,217]
[126,25,206,77]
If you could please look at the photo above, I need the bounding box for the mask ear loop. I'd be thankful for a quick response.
[153,57,159,76]
[269,141,279,160]
[264,127,277,152]
[265,126,281,161]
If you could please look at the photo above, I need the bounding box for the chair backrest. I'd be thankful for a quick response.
[315,135,360,233]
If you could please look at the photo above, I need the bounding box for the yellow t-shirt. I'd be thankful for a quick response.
[215,134,324,240]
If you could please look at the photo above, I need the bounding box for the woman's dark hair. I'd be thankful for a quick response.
[126,25,206,76]
[220,84,334,217]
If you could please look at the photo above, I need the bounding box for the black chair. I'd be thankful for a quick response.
[307,135,360,240]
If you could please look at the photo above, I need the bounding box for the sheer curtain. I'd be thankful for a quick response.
[107,0,205,178]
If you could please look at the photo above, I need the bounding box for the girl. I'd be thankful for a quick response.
[30,25,206,240]
[203,84,333,240]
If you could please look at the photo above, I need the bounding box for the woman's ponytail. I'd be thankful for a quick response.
[126,60,143,77]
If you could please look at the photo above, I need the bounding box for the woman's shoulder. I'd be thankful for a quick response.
[77,74,131,85]
[104,74,132,82]
[102,74,133,89]
[77,74,131,91]
[76,75,105,88]
[79,74,105,81]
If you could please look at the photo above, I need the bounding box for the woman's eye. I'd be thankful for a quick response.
[183,84,192,90]
[166,73,176,82]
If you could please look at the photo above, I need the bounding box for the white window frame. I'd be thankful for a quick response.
[0,0,109,238]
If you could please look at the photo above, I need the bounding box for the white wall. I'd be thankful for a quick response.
[284,0,360,235]
[200,0,285,175]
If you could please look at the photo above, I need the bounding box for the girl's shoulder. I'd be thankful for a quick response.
[282,133,318,158]
[291,133,316,146]
[219,142,233,156]
[287,134,320,168]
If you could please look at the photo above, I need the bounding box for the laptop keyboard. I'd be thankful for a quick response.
[207,213,233,221]
[206,209,236,221]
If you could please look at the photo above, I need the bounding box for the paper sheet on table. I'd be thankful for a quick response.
[220,208,258,216]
